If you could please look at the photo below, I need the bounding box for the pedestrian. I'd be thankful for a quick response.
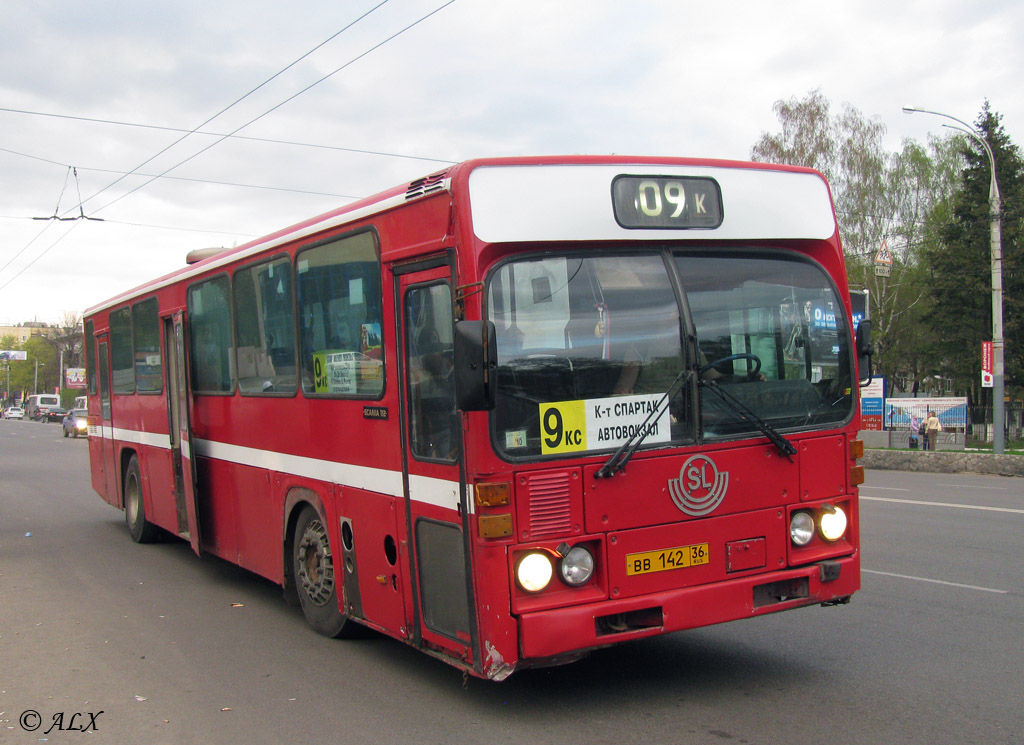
[909,414,920,449]
[924,410,942,451]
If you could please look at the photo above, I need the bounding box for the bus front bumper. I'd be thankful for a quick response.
[517,555,859,662]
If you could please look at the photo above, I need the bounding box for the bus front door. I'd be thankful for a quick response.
[397,262,476,663]
[166,313,201,555]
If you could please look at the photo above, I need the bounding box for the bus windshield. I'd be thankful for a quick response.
[487,250,853,459]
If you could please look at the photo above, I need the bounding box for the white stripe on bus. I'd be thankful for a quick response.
[98,428,467,513]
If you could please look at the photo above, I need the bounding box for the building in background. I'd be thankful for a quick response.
[0,321,59,343]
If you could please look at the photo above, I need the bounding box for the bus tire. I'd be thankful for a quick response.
[124,455,159,543]
[292,505,352,638]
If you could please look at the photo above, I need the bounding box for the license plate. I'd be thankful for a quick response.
[626,543,710,576]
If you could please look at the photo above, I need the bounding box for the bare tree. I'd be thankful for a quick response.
[751,90,962,394]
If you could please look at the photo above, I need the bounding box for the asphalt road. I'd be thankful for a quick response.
[1,418,1021,745]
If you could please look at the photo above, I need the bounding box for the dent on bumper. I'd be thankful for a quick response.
[518,555,859,661]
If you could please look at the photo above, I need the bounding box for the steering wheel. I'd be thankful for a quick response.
[700,352,762,380]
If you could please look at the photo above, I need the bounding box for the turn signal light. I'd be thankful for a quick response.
[478,513,513,539]
[850,439,864,459]
[475,482,511,508]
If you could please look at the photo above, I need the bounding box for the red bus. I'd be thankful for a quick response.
[83,156,872,680]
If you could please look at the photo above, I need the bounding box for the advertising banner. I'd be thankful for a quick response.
[0,350,28,361]
[982,341,993,388]
[849,289,868,332]
[859,377,885,431]
[884,397,968,431]
[65,367,86,389]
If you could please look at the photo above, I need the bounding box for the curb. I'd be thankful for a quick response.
[863,449,1024,477]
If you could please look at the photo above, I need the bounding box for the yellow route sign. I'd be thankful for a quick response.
[539,400,587,454]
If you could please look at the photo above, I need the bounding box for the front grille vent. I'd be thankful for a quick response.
[525,471,572,538]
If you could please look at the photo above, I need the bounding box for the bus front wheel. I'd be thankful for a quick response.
[292,505,353,638]
[124,455,159,543]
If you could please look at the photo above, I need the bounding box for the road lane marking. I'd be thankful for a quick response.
[864,569,1008,594]
[936,483,1009,490]
[860,485,911,492]
[860,496,1024,515]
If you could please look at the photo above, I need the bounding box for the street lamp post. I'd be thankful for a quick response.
[902,105,1005,454]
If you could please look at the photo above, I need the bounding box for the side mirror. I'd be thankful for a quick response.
[855,319,873,385]
[453,320,497,411]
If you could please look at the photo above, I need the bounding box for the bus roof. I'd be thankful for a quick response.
[84,156,836,317]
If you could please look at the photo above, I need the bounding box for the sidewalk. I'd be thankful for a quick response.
[863,448,1024,477]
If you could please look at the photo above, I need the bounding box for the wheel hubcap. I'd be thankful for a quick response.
[126,475,140,525]
[297,519,334,606]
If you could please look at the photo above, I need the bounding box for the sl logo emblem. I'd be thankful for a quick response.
[668,454,729,516]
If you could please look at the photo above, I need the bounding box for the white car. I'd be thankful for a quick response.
[4,406,24,420]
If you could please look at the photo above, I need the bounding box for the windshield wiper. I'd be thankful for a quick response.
[700,379,797,460]
[595,369,693,479]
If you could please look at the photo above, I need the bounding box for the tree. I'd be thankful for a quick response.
[1,334,18,404]
[922,102,1023,403]
[751,88,837,182]
[750,89,962,394]
[853,135,966,394]
[16,336,59,396]
[53,312,84,369]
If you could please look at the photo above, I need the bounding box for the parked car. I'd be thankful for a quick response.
[3,406,24,420]
[41,406,67,423]
[62,408,89,438]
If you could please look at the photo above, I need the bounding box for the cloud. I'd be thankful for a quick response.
[0,0,1021,324]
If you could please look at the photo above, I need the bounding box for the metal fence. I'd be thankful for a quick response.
[880,400,1023,446]
[966,404,1024,443]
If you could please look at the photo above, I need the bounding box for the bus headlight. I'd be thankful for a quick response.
[790,511,815,546]
[819,505,848,542]
[558,545,595,586]
[516,552,553,593]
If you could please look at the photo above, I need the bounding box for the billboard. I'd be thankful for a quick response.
[859,377,885,431]
[849,289,868,332]
[884,397,968,431]
[65,367,86,389]
[982,341,993,388]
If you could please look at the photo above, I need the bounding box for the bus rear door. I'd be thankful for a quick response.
[92,337,118,506]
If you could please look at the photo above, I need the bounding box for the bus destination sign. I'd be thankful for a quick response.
[538,393,670,455]
[611,175,723,229]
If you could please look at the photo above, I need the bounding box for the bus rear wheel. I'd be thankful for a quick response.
[124,455,159,543]
[292,505,353,638]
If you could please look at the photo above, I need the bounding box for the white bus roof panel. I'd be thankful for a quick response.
[467,163,837,243]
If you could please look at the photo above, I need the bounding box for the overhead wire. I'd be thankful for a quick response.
[0,221,80,293]
[2,1,395,290]
[0,106,456,165]
[0,145,362,199]
[83,0,458,218]
[72,0,394,216]
[1,1,458,298]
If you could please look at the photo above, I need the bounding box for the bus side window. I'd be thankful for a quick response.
[234,257,296,395]
[133,297,163,393]
[110,306,135,394]
[296,231,384,397]
[187,275,235,394]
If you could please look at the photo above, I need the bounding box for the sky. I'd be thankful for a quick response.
[1,0,1022,327]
